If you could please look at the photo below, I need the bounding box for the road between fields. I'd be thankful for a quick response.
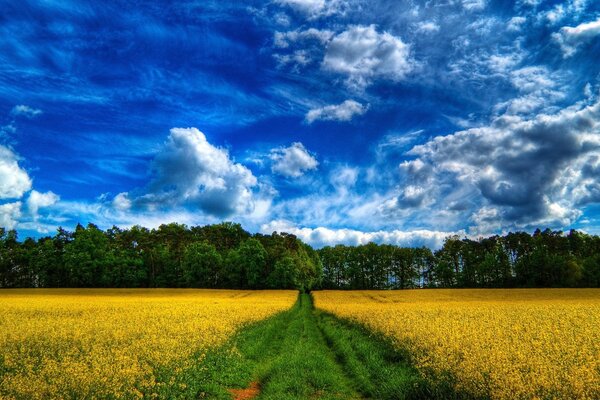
[224,294,432,400]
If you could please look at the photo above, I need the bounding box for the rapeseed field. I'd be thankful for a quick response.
[313,289,600,400]
[0,289,296,399]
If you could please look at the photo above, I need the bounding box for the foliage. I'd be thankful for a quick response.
[0,222,320,291]
[319,228,600,289]
[1,224,600,289]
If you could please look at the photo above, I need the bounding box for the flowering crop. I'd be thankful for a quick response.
[0,289,296,399]
[313,289,600,400]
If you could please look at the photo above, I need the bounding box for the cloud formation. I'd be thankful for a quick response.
[305,99,367,123]
[126,128,258,217]
[270,142,319,178]
[322,25,414,87]
[0,145,59,230]
[11,105,43,118]
[554,17,600,56]
[261,220,458,249]
[0,202,22,230]
[0,145,32,199]
[403,99,600,231]
[27,190,60,216]
[275,0,348,19]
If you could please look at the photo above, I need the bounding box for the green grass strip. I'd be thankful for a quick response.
[154,293,470,399]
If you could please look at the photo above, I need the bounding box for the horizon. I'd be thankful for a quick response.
[2,1,600,249]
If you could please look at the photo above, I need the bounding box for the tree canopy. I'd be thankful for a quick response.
[0,224,599,289]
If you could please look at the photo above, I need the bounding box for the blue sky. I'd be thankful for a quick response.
[1,0,600,248]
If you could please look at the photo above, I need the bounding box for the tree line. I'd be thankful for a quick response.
[1,223,599,290]
[0,222,321,291]
[319,229,600,289]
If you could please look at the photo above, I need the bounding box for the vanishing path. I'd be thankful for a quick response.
[221,294,430,400]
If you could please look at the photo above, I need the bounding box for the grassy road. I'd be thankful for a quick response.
[160,294,443,399]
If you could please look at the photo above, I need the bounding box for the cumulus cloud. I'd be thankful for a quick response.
[403,99,600,231]
[270,142,318,178]
[0,145,32,199]
[322,25,414,88]
[261,220,459,249]
[553,17,600,57]
[305,100,367,123]
[112,192,132,211]
[127,128,258,217]
[0,202,22,230]
[27,190,60,216]
[11,105,43,118]
[0,146,61,231]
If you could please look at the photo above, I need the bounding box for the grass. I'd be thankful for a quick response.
[156,293,449,399]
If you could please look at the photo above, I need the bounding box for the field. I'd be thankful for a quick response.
[313,289,600,400]
[0,289,297,399]
[1,289,599,400]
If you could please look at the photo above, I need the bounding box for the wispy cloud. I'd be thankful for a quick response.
[305,100,367,123]
[11,104,42,118]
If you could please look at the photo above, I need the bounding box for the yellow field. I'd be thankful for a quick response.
[0,289,296,399]
[313,289,600,400]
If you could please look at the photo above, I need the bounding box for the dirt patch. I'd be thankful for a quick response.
[228,381,260,400]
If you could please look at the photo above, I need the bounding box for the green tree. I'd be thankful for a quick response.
[63,224,111,287]
[182,242,222,287]
[267,254,299,289]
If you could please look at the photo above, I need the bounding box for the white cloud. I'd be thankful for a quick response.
[270,142,318,178]
[274,28,334,48]
[275,0,348,18]
[0,146,62,231]
[11,105,43,118]
[273,28,334,70]
[553,17,600,57]
[329,166,358,192]
[416,21,440,33]
[493,66,566,116]
[261,219,459,249]
[274,50,312,69]
[0,124,16,138]
[0,202,22,230]
[112,192,132,211]
[507,16,526,32]
[543,0,589,25]
[0,145,32,199]
[27,190,59,216]
[305,99,367,123]
[462,0,486,11]
[322,25,414,88]
[129,128,258,217]
[404,99,600,230]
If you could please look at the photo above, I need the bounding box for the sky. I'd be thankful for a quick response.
[1,0,600,248]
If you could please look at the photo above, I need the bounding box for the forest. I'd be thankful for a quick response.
[0,223,599,289]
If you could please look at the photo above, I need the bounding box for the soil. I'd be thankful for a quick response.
[228,381,260,400]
